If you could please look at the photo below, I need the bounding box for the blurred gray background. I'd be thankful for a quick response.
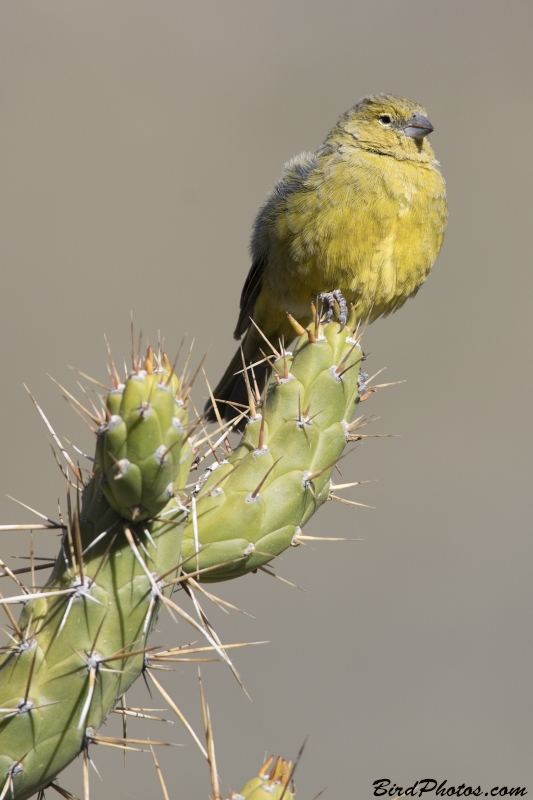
[0,1,532,797]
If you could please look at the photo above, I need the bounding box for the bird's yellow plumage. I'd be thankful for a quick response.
[207,94,447,422]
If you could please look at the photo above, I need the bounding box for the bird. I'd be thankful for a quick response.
[205,93,447,424]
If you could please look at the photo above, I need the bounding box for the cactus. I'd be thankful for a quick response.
[230,756,296,800]
[0,307,377,799]
[180,307,365,581]
[94,348,186,522]
[0,350,195,800]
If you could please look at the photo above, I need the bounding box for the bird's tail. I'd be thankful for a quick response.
[204,327,271,427]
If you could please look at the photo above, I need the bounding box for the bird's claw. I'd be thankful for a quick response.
[318,290,348,330]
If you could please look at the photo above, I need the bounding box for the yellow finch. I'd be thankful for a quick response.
[206,94,447,423]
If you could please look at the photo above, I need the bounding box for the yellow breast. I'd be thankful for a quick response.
[260,148,448,322]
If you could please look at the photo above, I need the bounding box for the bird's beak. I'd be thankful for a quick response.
[402,113,434,139]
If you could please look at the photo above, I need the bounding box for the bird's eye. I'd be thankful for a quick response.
[379,115,392,125]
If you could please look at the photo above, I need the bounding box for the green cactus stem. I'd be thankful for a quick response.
[181,307,365,581]
[0,310,372,799]
[230,756,296,800]
[0,351,193,800]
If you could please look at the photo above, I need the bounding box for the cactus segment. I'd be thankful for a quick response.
[0,354,193,800]
[95,358,185,521]
[231,756,296,799]
[0,495,190,800]
[181,315,363,581]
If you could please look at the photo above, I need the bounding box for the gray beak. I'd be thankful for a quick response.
[402,113,434,139]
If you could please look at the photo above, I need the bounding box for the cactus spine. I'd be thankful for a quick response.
[0,309,370,799]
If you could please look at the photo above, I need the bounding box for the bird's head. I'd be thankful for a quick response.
[330,94,437,162]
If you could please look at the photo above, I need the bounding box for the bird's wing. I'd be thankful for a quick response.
[234,254,266,340]
[234,152,320,341]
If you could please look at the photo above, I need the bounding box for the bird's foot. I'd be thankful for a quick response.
[318,290,348,330]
